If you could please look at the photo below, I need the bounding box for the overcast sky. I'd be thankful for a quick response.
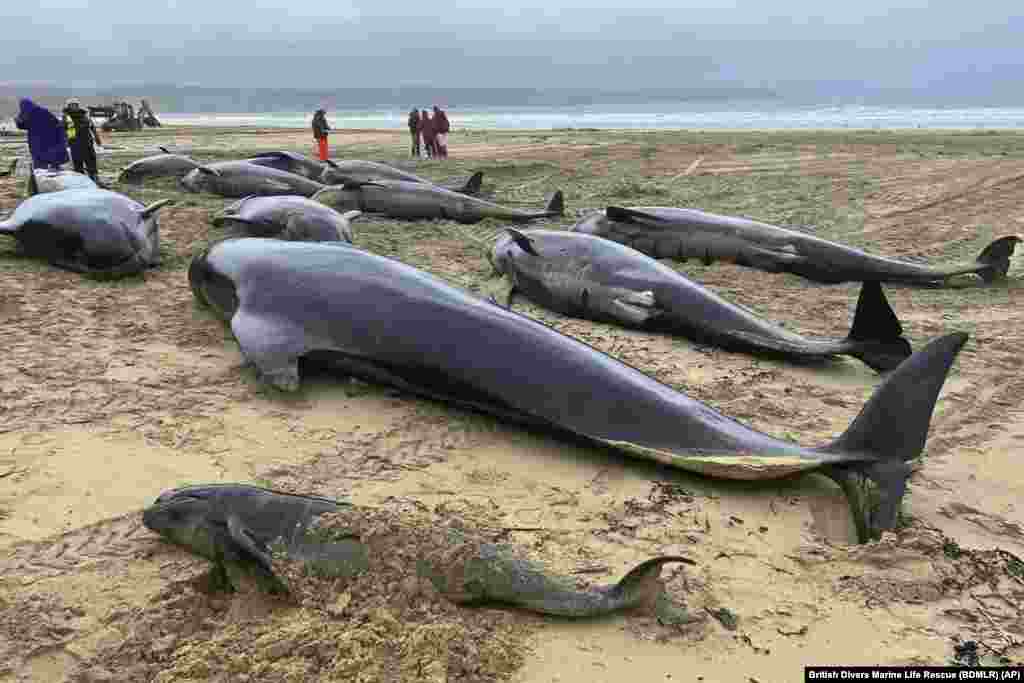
[3,1,1021,92]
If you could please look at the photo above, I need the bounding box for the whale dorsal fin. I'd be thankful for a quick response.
[606,206,669,223]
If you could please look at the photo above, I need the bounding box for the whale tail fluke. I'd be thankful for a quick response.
[823,331,968,542]
[844,280,913,373]
[975,235,1021,282]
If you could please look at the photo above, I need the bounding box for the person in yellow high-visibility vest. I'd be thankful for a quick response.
[62,98,104,184]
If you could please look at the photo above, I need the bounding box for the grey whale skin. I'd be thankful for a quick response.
[489,229,912,373]
[26,168,97,195]
[313,180,563,224]
[213,195,360,243]
[244,150,330,180]
[188,237,968,543]
[0,188,169,276]
[180,160,326,198]
[142,483,692,617]
[572,206,1021,286]
[246,152,485,195]
[319,159,485,196]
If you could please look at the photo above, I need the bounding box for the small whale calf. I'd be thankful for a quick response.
[143,483,693,618]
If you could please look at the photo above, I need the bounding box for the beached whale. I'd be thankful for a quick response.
[573,206,1021,286]
[143,483,693,618]
[180,160,325,198]
[213,195,359,243]
[489,229,912,372]
[188,237,968,542]
[313,180,563,224]
[320,160,485,196]
[245,150,329,181]
[118,147,207,183]
[0,188,169,276]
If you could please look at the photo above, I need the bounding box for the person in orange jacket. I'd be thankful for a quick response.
[312,108,331,161]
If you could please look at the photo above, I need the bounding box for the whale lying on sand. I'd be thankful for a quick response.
[1,188,169,276]
[143,483,693,618]
[188,237,968,543]
[313,181,563,224]
[214,195,360,243]
[181,161,325,198]
[573,206,1021,286]
[489,228,912,372]
[118,147,206,183]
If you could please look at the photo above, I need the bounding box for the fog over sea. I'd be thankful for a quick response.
[158,101,1024,131]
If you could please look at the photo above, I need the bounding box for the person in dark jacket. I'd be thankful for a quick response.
[62,98,104,183]
[407,108,421,158]
[312,109,331,161]
[432,105,450,159]
[420,109,435,159]
[14,98,69,170]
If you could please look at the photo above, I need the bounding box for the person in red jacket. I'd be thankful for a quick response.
[432,105,450,159]
[420,109,436,159]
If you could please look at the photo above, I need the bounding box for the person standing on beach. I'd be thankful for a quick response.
[15,98,69,171]
[62,98,104,183]
[312,108,331,161]
[407,108,421,157]
[420,109,435,159]
[432,105,450,159]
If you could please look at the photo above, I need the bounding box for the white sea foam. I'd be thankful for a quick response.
[157,102,1024,130]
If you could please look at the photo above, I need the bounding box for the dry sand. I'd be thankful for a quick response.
[1,127,1023,682]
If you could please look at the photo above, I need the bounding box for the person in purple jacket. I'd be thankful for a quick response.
[14,98,70,170]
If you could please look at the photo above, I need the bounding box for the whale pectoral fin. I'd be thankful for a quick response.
[226,514,274,573]
[141,199,173,219]
[505,228,539,256]
[282,214,312,242]
[263,180,294,194]
[230,311,308,391]
[197,165,221,177]
[609,291,663,325]
[739,244,804,272]
[341,180,386,191]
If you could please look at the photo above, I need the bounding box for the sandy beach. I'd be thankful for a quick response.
[1,125,1023,682]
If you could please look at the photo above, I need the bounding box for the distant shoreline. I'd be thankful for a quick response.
[6,126,1024,141]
